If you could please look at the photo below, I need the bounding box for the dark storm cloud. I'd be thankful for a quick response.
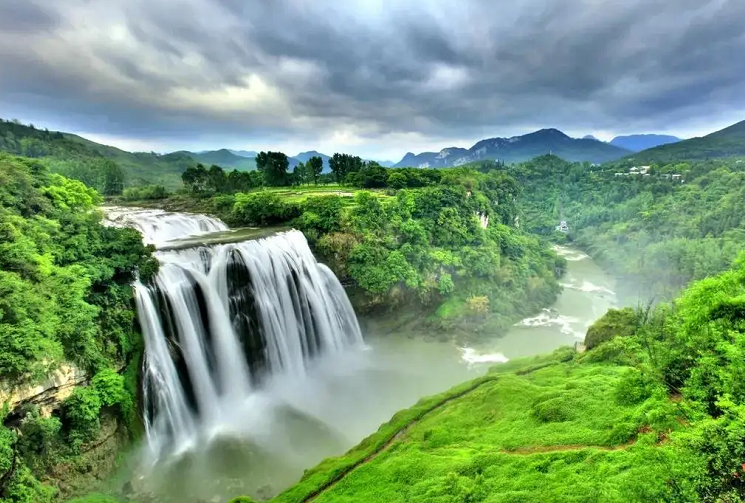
[0,1,59,32]
[0,0,744,151]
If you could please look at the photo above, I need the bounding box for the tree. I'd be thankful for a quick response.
[307,156,324,184]
[295,162,308,185]
[99,160,125,196]
[256,151,289,186]
[206,165,227,193]
[181,164,209,193]
[388,171,407,189]
[329,153,363,183]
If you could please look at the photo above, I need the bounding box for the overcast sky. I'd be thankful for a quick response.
[1,0,744,161]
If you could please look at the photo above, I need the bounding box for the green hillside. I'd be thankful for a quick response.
[181,149,257,171]
[630,119,745,163]
[0,119,195,190]
[267,254,745,502]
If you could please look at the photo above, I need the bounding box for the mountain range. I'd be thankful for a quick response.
[609,134,681,152]
[393,129,631,168]
[629,119,745,163]
[3,117,743,190]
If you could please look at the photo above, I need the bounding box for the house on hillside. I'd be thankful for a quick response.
[556,220,569,233]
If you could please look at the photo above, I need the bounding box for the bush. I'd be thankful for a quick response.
[121,185,169,201]
[531,396,574,423]
[584,307,638,350]
[294,196,344,235]
[614,369,657,405]
[62,387,102,448]
[232,191,300,226]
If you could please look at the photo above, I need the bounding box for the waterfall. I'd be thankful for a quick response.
[104,207,228,247]
[113,209,363,459]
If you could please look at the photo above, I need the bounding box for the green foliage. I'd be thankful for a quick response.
[0,152,156,500]
[256,151,290,186]
[62,387,102,448]
[266,253,745,503]
[121,185,169,201]
[510,154,745,302]
[329,153,363,183]
[584,307,638,349]
[232,191,301,226]
[0,118,196,189]
[271,353,682,503]
[226,169,559,339]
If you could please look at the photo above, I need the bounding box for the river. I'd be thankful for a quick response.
[105,208,617,503]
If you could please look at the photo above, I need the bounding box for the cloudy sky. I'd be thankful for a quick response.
[1,0,744,161]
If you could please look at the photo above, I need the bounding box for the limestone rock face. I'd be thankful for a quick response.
[0,364,87,417]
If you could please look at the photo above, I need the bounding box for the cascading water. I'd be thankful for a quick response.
[110,209,363,460]
[105,207,228,247]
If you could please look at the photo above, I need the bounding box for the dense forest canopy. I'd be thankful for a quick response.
[166,165,565,340]
[0,152,157,502]
[491,154,745,302]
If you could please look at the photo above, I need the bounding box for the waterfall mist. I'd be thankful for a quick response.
[135,230,364,460]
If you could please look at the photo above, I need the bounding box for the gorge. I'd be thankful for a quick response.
[105,207,615,503]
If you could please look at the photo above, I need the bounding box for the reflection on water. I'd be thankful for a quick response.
[132,245,616,502]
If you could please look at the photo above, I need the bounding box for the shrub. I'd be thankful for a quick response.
[584,307,638,349]
[233,191,300,226]
[62,387,102,448]
[121,185,168,201]
[531,396,574,423]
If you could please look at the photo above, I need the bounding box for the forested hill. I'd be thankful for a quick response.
[393,128,630,168]
[0,152,158,501]
[629,119,745,163]
[0,119,196,190]
[175,149,257,171]
[507,154,745,301]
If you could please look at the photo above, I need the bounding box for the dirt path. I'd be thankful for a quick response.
[500,443,634,455]
[299,362,563,502]
[302,376,501,502]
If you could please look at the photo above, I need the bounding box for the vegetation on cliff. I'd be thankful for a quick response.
[127,165,565,340]
[494,154,745,302]
[0,152,157,501]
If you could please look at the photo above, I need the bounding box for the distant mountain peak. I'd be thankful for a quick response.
[583,135,600,141]
[394,128,628,168]
[611,134,681,152]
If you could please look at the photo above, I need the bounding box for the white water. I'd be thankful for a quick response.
[104,207,227,247]
[459,244,617,361]
[119,209,363,461]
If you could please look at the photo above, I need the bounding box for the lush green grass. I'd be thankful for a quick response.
[256,185,391,204]
[270,350,680,503]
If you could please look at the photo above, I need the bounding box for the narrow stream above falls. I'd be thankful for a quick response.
[104,207,618,503]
